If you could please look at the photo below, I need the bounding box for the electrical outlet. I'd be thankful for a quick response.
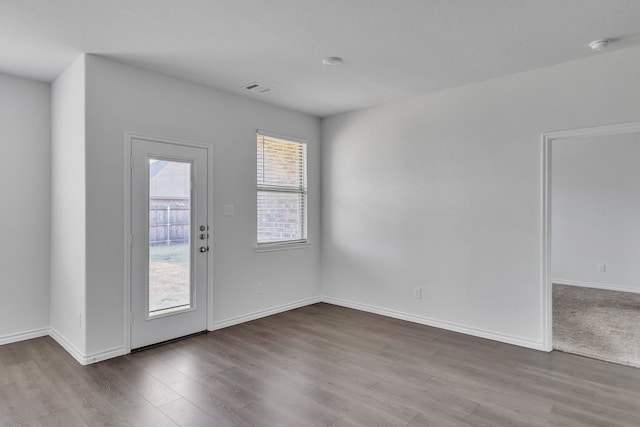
[597,264,606,272]
[224,204,235,216]
[413,287,422,299]
[257,282,264,295]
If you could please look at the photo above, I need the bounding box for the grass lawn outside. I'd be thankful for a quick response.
[148,243,190,313]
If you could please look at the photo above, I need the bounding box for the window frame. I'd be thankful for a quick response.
[255,130,308,251]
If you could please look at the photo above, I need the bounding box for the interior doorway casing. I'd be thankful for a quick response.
[541,120,640,352]
[123,131,215,354]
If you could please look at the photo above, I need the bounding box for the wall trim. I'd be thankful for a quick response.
[10,296,549,363]
[0,327,49,346]
[553,279,640,294]
[85,346,127,365]
[49,327,125,365]
[322,296,545,351]
[49,327,86,365]
[211,296,322,330]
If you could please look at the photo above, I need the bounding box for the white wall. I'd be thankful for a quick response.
[83,55,321,356]
[0,73,51,343]
[321,46,640,349]
[50,55,86,354]
[552,132,640,293]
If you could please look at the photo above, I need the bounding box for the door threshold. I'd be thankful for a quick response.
[131,330,208,353]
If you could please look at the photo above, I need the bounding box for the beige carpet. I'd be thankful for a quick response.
[553,284,640,368]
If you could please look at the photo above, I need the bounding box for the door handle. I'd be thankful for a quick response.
[199,246,209,253]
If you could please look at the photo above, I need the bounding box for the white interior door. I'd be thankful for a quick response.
[130,137,209,349]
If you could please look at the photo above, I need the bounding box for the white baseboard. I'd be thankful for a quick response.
[211,296,322,331]
[553,279,640,294]
[7,294,547,363]
[321,296,545,351]
[49,327,86,365]
[0,327,49,346]
[85,346,126,365]
[49,327,124,365]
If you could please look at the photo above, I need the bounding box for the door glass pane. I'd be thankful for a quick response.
[148,159,191,316]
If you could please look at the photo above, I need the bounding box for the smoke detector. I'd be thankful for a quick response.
[589,39,611,51]
[243,82,273,93]
[322,56,344,66]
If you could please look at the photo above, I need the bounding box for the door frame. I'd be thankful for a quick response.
[541,120,640,352]
[123,131,214,354]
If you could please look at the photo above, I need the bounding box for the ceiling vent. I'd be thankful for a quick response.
[243,82,273,94]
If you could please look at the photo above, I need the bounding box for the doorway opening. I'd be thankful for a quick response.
[542,121,640,367]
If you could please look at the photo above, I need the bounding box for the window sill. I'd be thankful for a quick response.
[255,242,309,253]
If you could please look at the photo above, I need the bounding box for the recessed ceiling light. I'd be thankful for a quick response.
[589,39,611,51]
[322,56,344,66]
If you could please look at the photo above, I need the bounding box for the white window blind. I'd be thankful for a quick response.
[257,132,307,245]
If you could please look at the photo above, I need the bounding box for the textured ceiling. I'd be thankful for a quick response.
[1,0,639,117]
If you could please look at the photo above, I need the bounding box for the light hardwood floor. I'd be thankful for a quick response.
[1,303,640,426]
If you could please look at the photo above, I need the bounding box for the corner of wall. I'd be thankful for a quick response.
[50,53,87,357]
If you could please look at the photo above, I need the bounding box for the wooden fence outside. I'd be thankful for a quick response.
[149,203,190,245]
